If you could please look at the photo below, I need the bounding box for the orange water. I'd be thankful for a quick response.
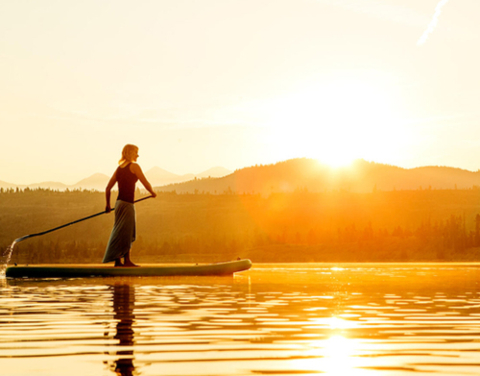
[1,263,479,376]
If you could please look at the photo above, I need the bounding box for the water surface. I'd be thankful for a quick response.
[1,263,479,376]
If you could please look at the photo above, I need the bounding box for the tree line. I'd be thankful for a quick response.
[1,188,480,264]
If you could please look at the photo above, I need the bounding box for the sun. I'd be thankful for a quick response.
[259,76,408,168]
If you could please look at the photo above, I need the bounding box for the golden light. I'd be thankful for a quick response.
[294,334,364,376]
[259,76,409,168]
[323,335,359,375]
[327,316,356,330]
[288,316,367,375]
[307,316,359,330]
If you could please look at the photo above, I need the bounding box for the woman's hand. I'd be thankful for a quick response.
[151,192,157,198]
[105,205,112,213]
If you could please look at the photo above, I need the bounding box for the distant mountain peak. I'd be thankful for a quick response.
[196,166,232,178]
[72,173,110,191]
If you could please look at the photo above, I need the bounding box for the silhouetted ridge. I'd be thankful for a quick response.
[156,158,480,194]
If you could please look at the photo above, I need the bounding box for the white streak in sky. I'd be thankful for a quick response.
[417,0,450,46]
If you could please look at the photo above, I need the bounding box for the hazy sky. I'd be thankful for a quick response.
[1,0,479,184]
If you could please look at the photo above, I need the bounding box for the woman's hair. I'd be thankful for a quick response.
[119,144,139,165]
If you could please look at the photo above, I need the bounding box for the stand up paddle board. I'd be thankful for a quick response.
[6,259,252,278]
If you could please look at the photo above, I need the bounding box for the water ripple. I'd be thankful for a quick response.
[1,264,479,375]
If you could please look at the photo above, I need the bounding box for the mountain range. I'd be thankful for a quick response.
[3,159,480,194]
[0,166,232,191]
[156,158,480,194]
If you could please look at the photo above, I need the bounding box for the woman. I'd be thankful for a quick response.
[103,144,157,267]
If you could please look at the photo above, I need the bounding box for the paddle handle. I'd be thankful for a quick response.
[12,195,154,245]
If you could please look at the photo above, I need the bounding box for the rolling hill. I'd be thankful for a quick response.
[156,159,480,194]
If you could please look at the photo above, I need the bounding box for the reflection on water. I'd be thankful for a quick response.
[0,264,479,376]
[109,284,135,376]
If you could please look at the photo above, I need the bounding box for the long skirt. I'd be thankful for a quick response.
[103,200,136,263]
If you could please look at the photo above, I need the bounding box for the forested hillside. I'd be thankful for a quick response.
[1,188,480,264]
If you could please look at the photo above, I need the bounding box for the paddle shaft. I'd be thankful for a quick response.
[11,196,154,245]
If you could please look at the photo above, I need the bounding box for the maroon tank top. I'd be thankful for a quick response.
[116,163,138,203]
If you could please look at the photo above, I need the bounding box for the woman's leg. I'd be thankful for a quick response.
[123,249,139,267]
[114,258,124,267]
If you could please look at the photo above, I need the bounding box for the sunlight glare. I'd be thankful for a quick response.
[308,316,359,330]
[323,335,361,376]
[260,77,407,168]
[327,316,355,330]
[297,334,364,376]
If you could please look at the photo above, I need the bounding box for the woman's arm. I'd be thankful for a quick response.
[131,163,157,198]
[105,170,117,212]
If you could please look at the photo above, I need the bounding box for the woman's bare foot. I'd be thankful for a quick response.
[122,260,139,267]
[122,250,139,267]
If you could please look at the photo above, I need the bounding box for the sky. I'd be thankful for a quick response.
[1,0,479,184]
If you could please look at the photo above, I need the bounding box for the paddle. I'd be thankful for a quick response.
[2,196,154,266]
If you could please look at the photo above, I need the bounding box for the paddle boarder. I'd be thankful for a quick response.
[103,144,157,267]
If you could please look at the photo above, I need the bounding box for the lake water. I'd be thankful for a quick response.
[1,263,479,376]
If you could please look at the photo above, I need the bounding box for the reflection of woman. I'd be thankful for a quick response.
[112,284,135,376]
[103,144,156,267]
